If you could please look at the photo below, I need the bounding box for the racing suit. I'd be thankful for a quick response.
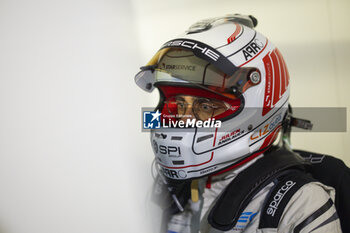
[162,155,342,233]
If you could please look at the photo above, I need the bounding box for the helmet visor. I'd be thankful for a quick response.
[135,48,260,98]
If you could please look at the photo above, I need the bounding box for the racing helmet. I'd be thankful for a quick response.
[135,14,290,182]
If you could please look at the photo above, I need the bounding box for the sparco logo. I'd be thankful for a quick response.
[162,40,220,61]
[266,180,296,216]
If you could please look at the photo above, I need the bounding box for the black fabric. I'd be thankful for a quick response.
[207,147,305,231]
[310,211,339,232]
[259,170,315,229]
[293,198,334,233]
[295,150,350,233]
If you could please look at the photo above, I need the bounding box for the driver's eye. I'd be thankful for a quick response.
[200,103,213,111]
[176,101,186,109]
[177,102,184,107]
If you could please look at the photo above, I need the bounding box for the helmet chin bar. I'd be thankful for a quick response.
[156,144,271,184]
[150,126,252,182]
[151,98,290,182]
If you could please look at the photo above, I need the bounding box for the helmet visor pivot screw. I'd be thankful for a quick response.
[249,71,261,84]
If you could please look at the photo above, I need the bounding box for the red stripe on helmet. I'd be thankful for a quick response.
[271,50,281,105]
[276,48,286,95]
[276,48,289,89]
[160,151,214,169]
[227,24,242,44]
[262,53,273,116]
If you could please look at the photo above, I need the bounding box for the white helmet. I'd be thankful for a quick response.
[135,14,290,182]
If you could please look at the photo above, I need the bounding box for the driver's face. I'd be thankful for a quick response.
[172,95,229,121]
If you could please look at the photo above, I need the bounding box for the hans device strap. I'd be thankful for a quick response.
[258,170,315,228]
[208,147,306,231]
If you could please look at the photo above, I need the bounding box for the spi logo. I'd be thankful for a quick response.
[159,145,181,157]
[143,110,161,129]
